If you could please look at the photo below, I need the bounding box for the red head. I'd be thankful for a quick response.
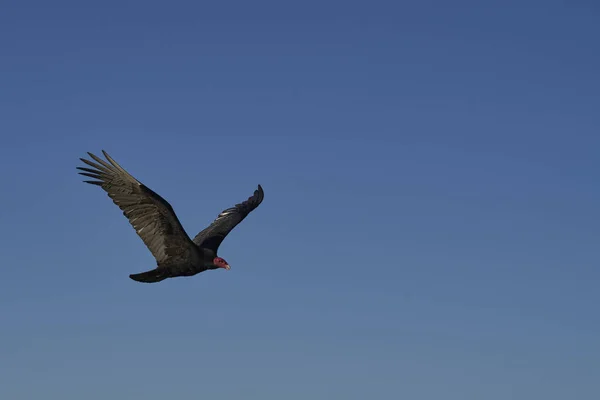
[213,257,230,270]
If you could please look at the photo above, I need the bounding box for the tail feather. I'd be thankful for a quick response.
[129,268,169,283]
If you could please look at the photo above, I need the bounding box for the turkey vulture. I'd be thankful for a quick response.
[77,150,264,283]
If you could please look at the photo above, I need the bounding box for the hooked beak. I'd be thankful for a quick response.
[223,264,231,270]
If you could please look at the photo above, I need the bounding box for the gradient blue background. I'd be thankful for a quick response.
[1,1,599,398]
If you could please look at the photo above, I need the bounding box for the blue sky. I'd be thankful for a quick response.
[1,1,599,398]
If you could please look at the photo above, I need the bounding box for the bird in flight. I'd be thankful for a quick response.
[77,150,264,283]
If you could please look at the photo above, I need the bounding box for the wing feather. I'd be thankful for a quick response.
[192,185,264,252]
[77,150,195,265]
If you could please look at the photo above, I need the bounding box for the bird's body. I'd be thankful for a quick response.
[77,150,264,283]
[129,246,212,283]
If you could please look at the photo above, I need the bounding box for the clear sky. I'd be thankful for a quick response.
[0,1,598,398]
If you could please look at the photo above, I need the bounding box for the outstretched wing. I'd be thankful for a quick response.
[77,150,195,265]
[192,185,264,252]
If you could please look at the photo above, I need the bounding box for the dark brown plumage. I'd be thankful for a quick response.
[77,150,264,283]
